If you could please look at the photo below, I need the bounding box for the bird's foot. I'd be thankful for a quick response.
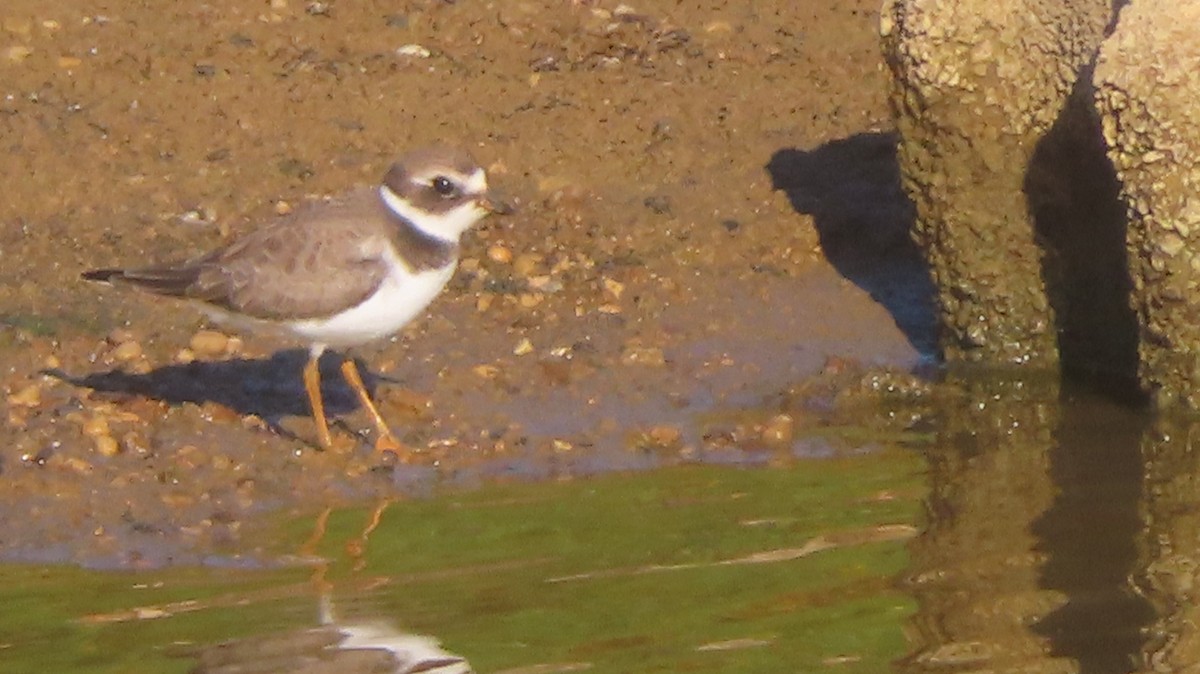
[373,433,414,459]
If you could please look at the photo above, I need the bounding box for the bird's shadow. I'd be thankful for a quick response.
[766,132,938,357]
[49,349,387,442]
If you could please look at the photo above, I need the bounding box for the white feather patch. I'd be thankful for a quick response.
[379,185,487,242]
[283,245,456,348]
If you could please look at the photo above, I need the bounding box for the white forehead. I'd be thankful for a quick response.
[409,167,488,193]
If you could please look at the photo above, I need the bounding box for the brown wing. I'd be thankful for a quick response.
[90,191,391,321]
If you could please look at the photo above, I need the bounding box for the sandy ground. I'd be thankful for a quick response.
[0,0,932,566]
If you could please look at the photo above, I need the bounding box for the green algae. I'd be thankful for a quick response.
[0,452,924,673]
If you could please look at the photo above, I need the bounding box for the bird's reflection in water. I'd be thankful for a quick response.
[192,500,472,674]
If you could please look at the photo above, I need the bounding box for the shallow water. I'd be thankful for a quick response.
[10,369,1200,673]
[0,456,923,673]
[898,373,1151,674]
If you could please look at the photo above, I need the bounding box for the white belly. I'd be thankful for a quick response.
[284,258,456,349]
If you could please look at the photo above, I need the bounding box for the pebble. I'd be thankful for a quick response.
[518,293,544,308]
[396,44,431,59]
[760,414,795,446]
[81,415,111,438]
[620,345,665,367]
[108,327,136,344]
[530,55,559,73]
[119,430,147,454]
[190,330,231,357]
[80,414,121,456]
[64,457,95,474]
[3,46,32,63]
[7,383,42,408]
[304,1,333,16]
[203,401,242,424]
[111,340,143,363]
[513,253,541,278]
[526,275,560,292]
[487,244,513,264]
[650,118,675,142]
[486,159,508,176]
[473,364,500,379]
[240,415,268,431]
[647,424,682,447]
[544,184,589,212]
[93,434,121,457]
[162,493,194,509]
[602,277,625,300]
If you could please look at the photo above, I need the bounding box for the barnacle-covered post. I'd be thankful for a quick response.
[880,0,1118,368]
[1094,1,1200,409]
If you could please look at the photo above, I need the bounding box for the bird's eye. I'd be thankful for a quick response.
[432,176,458,197]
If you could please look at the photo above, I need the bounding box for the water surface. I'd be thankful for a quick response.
[0,455,923,673]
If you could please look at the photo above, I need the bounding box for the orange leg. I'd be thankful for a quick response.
[303,354,334,450]
[339,358,409,455]
[347,499,391,572]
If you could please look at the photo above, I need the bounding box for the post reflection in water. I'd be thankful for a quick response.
[1032,383,1150,673]
[898,371,1155,674]
[1135,416,1200,671]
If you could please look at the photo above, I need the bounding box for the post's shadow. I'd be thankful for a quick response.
[51,349,385,440]
[1025,70,1140,396]
[766,132,938,357]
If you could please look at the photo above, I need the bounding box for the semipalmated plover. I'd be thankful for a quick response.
[83,145,508,453]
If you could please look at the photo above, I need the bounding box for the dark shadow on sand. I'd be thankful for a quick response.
[49,349,388,442]
[766,132,938,357]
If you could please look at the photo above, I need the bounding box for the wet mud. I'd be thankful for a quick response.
[0,0,932,565]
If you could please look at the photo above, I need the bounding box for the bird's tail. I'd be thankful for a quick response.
[81,265,202,298]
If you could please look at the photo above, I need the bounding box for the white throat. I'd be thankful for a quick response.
[379,186,485,243]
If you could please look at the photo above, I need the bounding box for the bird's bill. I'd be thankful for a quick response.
[476,192,515,215]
